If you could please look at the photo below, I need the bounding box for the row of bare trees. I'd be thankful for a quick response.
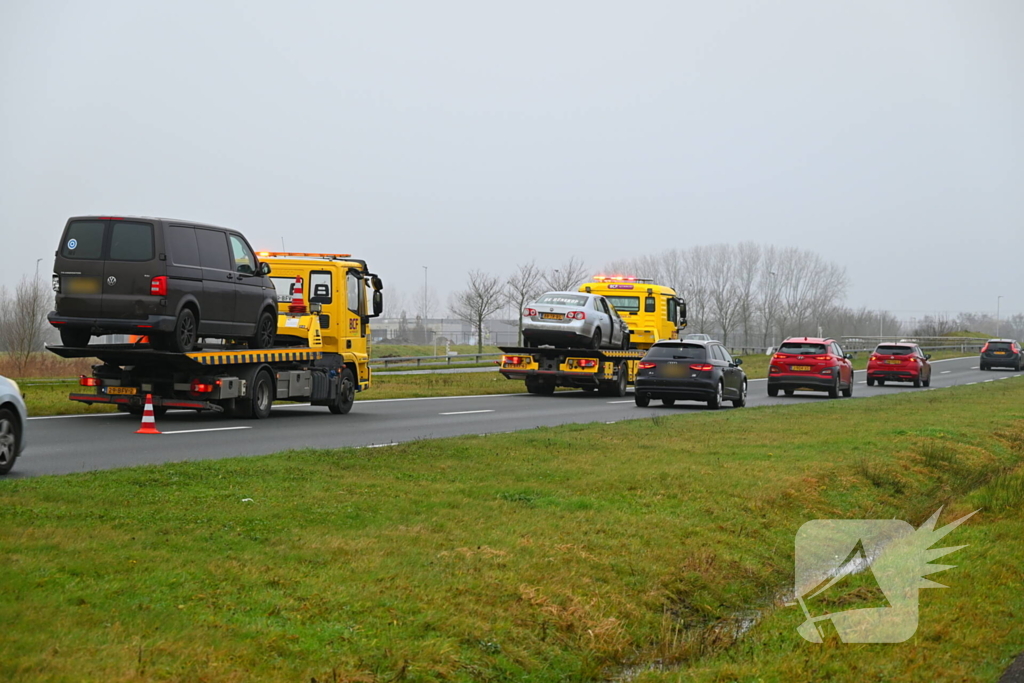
[0,276,54,373]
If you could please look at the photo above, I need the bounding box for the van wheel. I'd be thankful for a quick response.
[165,308,198,353]
[0,409,21,475]
[249,310,277,349]
[329,368,356,414]
[59,328,91,347]
[236,370,273,419]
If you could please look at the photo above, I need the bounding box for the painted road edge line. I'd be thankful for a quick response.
[439,409,495,416]
[161,426,253,435]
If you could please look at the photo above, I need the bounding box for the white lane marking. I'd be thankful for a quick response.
[162,426,253,435]
[607,400,634,403]
[941,371,951,374]
[967,382,977,385]
[984,380,994,383]
[858,381,866,384]
[439,409,495,416]
[362,443,398,448]
[972,366,979,369]
[999,377,1009,380]
[28,412,129,420]
[368,394,517,403]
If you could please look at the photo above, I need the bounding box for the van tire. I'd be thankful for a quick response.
[328,368,356,414]
[164,308,198,353]
[59,328,91,348]
[249,310,277,350]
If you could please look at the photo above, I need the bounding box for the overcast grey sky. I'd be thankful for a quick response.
[2,1,1021,318]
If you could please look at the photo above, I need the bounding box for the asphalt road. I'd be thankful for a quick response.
[11,356,1021,478]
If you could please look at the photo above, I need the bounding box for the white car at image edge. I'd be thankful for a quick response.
[0,375,27,475]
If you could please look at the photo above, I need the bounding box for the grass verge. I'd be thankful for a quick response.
[2,379,1023,681]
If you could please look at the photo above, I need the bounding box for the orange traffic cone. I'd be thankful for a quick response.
[135,394,162,435]
[288,275,307,314]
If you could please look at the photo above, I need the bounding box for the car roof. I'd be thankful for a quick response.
[653,339,716,346]
[781,336,833,344]
[987,338,1017,342]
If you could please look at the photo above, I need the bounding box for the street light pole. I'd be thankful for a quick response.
[997,296,1003,337]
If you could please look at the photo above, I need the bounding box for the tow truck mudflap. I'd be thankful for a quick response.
[68,393,224,413]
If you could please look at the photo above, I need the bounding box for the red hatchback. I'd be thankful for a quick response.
[768,337,854,398]
[867,343,932,387]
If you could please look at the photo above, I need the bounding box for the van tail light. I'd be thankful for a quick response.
[150,276,168,296]
[638,361,657,369]
[690,363,714,372]
[79,375,101,387]
[523,308,537,317]
[567,311,586,320]
[981,343,989,353]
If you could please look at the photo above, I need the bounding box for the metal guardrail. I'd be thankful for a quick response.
[370,353,502,369]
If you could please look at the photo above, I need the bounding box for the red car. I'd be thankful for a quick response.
[768,337,854,398]
[867,343,932,387]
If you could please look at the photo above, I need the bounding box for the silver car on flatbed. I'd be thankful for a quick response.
[522,291,630,349]
[0,375,27,475]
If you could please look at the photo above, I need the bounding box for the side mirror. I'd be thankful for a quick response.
[733,358,743,366]
[371,289,383,317]
[844,353,853,360]
[259,262,272,276]
[925,354,932,360]
[370,275,383,291]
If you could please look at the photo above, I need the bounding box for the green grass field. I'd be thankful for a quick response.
[2,379,1022,681]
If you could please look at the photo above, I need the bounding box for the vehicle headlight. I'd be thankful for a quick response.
[9,380,20,395]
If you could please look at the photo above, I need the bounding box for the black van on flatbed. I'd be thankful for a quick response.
[48,215,279,353]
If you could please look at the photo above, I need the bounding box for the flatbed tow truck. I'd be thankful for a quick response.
[47,252,384,418]
[498,276,686,395]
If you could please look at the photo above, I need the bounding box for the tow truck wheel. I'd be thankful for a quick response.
[0,409,21,475]
[525,377,555,395]
[59,327,90,347]
[248,310,277,350]
[236,370,274,419]
[329,368,356,415]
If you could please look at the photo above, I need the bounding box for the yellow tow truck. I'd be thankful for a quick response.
[51,252,384,418]
[498,276,686,396]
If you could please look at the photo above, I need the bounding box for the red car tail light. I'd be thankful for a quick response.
[79,376,101,387]
[523,308,537,317]
[638,361,656,369]
[813,355,831,361]
[150,276,168,296]
[981,343,990,352]
[690,363,714,372]
[566,310,586,320]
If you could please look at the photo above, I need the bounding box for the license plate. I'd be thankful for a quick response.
[994,351,1006,355]
[65,276,101,294]
[541,313,564,320]
[791,365,811,371]
[106,386,137,395]
[885,359,902,364]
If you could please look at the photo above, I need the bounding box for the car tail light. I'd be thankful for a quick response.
[52,275,60,293]
[523,308,537,317]
[981,343,989,352]
[79,376,101,387]
[813,356,831,361]
[870,355,879,361]
[690,363,714,372]
[190,379,216,394]
[638,361,656,369]
[566,311,586,320]
[150,276,167,296]
[502,355,524,365]
[576,359,598,368]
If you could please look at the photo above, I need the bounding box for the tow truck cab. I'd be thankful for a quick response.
[579,276,686,349]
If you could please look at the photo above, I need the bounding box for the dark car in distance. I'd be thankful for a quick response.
[633,339,747,409]
[980,339,1023,371]
[48,216,279,353]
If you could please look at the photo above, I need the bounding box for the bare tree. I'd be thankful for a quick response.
[381,286,407,319]
[542,256,589,291]
[505,261,545,345]
[416,282,438,320]
[0,275,52,373]
[449,270,505,352]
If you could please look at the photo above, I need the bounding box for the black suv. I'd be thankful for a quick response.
[48,216,279,353]
[980,339,1023,371]
[633,339,747,409]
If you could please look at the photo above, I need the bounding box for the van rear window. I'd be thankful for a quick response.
[109,222,154,261]
[61,221,105,260]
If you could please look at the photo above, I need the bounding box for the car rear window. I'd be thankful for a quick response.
[778,342,828,355]
[645,343,706,360]
[875,345,915,356]
[61,220,105,260]
[605,295,639,313]
[988,342,1013,351]
[534,293,588,307]
[109,222,154,261]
